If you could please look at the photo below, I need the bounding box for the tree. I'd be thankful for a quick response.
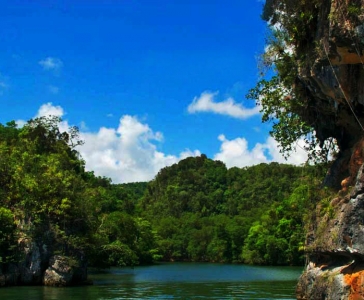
[247,0,340,162]
[0,207,16,263]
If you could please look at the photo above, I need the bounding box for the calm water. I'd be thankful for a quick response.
[0,263,302,299]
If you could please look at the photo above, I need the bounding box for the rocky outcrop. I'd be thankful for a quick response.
[297,152,364,298]
[18,239,48,284]
[0,236,89,287]
[296,263,364,299]
[43,255,88,287]
[288,0,364,298]
[281,0,364,185]
[296,194,364,299]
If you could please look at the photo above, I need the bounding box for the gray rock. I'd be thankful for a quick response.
[19,240,44,284]
[43,255,83,287]
[0,231,89,287]
[294,0,364,297]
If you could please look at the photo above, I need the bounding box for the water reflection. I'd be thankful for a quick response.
[0,263,303,300]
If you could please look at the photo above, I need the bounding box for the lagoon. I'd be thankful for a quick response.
[0,263,302,299]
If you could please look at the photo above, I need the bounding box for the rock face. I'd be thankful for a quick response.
[43,255,88,287]
[291,0,364,298]
[299,1,364,167]
[296,162,364,299]
[0,237,88,287]
[296,142,364,299]
[18,239,47,285]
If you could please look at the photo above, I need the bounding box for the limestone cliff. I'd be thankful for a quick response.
[292,0,364,188]
[0,229,89,287]
[252,1,364,288]
[273,0,364,298]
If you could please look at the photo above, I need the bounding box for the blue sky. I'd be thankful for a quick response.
[0,0,307,183]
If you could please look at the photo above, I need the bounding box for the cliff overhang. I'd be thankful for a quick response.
[262,0,364,298]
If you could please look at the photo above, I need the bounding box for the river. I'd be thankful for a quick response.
[0,263,303,299]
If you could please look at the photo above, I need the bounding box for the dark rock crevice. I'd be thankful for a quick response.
[0,231,89,287]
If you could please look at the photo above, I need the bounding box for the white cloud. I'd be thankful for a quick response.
[39,57,63,71]
[79,115,200,183]
[16,102,67,130]
[214,135,307,168]
[18,102,309,183]
[15,119,26,128]
[15,103,201,183]
[265,137,308,165]
[36,102,64,118]
[37,102,70,133]
[80,121,88,131]
[187,91,261,119]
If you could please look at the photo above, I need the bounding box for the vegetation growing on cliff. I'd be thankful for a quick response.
[0,118,159,267]
[248,0,324,159]
[0,117,328,267]
[248,0,364,165]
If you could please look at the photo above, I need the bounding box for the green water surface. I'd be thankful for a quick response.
[0,263,303,299]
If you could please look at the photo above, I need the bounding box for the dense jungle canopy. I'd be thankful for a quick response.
[0,117,330,267]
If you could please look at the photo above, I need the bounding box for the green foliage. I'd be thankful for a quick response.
[241,182,323,265]
[344,1,363,21]
[247,76,312,158]
[0,117,328,269]
[347,4,362,16]
[262,0,320,48]
[0,117,155,269]
[141,155,227,218]
[140,155,325,265]
[250,0,341,162]
[0,207,16,263]
[318,194,336,219]
[89,212,159,267]
[101,241,138,267]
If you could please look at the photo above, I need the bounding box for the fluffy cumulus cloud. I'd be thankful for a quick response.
[15,103,202,183]
[80,124,307,182]
[22,103,308,183]
[214,135,307,168]
[36,102,70,133]
[16,102,67,130]
[264,136,308,165]
[187,91,261,119]
[78,116,201,183]
[36,102,64,117]
[39,57,63,71]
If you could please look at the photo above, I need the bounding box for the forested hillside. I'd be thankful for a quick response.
[140,155,329,265]
[0,117,329,284]
[0,117,159,278]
